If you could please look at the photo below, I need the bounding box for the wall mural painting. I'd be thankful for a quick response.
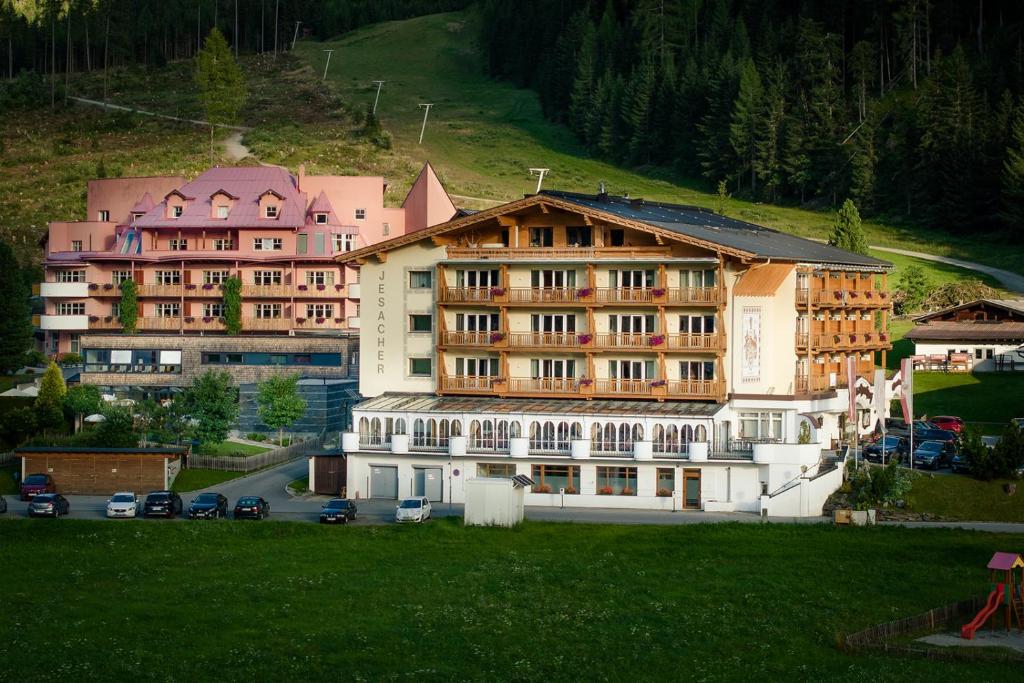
[741,307,761,381]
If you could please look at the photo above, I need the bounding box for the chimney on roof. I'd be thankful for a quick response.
[297,164,306,191]
[597,181,608,203]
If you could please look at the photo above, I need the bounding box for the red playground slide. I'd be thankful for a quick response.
[961,584,1004,640]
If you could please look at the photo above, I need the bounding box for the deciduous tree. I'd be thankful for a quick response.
[256,373,307,445]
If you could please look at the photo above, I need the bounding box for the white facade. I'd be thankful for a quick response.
[913,340,1024,372]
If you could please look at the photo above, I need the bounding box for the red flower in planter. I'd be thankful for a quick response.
[880,333,888,341]
[202,316,213,323]
[316,284,326,291]
[334,317,343,323]
[103,283,114,290]
[650,379,667,388]
[489,286,505,297]
[879,292,888,299]
[649,334,666,346]
[184,284,197,290]
[103,316,113,322]
[184,316,195,323]
[576,287,593,297]
[202,283,215,290]
[864,333,873,342]
[597,486,613,495]
[88,283,99,291]
[578,333,593,344]
[334,284,343,291]
[489,332,504,343]
[297,284,308,291]
[578,378,593,387]
[850,334,858,342]
[652,287,666,297]
[88,315,99,322]
[865,291,874,299]
[315,317,326,324]
[833,291,842,299]
[296,317,307,324]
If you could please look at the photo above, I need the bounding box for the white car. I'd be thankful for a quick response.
[395,496,432,523]
[106,492,139,518]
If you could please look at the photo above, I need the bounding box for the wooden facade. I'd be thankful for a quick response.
[17,447,186,495]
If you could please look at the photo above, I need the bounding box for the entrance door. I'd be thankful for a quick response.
[413,467,443,501]
[683,469,701,510]
[370,465,398,499]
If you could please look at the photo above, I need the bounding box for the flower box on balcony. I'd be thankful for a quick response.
[880,333,888,341]
[849,291,858,298]
[202,283,215,290]
[578,333,593,344]
[316,284,326,291]
[88,283,98,291]
[334,317,343,323]
[650,379,667,388]
[833,335,841,343]
[649,335,665,347]
[489,332,504,343]
[620,487,634,496]
[202,316,214,323]
[297,284,308,291]
[295,318,307,324]
[879,292,888,299]
[865,291,874,299]
[184,284,197,290]
[88,315,99,322]
[597,486,614,495]
[103,316,113,322]
[578,378,593,387]
[576,287,593,297]
[489,287,505,297]
[315,317,326,324]
[834,291,842,299]
[334,284,344,291]
[652,288,666,297]
[850,334,858,342]
[184,316,195,323]
[104,283,115,291]
[864,333,873,342]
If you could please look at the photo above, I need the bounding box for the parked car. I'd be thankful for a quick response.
[143,491,183,518]
[885,419,936,437]
[929,416,965,433]
[951,454,971,474]
[319,498,357,524]
[106,492,139,518]
[27,493,69,518]
[395,496,432,523]
[863,435,908,463]
[0,494,7,514]
[20,473,55,501]
[233,496,270,520]
[187,492,228,519]
[912,440,955,469]
[914,427,958,444]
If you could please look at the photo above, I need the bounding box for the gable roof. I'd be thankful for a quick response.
[209,188,240,200]
[913,298,1024,323]
[733,263,795,296]
[129,192,155,215]
[402,162,458,233]
[338,190,892,269]
[904,320,1024,343]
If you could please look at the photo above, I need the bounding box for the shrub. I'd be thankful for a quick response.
[58,352,83,366]
[656,487,672,497]
[847,460,914,509]
[598,485,614,495]
[246,432,266,442]
[620,487,635,496]
[533,483,552,494]
[23,350,48,367]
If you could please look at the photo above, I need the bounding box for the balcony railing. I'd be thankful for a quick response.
[506,287,583,304]
[439,375,498,392]
[439,287,494,303]
[137,284,183,298]
[294,317,345,331]
[359,436,391,450]
[139,316,182,331]
[801,289,891,308]
[181,285,226,297]
[183,317,226,332]
[666,379,724,399]
[88,317,122,331]
[241,317,291,331]
[241,284,290,298]
[665,333,722,351]
[507,332,582,349]
[666,287,720,305]
[441,331,493,346]
[596,287,655,304]
[594,379,654,396]
[594,333,655,349]
[507,377,578,394]
[446,246,671,260]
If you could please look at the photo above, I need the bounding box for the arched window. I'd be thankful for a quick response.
[542,421,556,450]
[394,418,406,435]
[619,423,633,451]
[496,420,509,450]
[666,425,679,453]
[652,424,665,452]
[632,424,644,442]
[358,417,369,439]
[695,424,707,442]
[529,421,541,450]
[482,420,494,449]
[469,420,482,449]
[370,417,382,445]
[570,422,582,441]
[591,423,603,447]
[681,424,694,444]
[450,420,462,437]
[439,419,451,447]
[556,422,570,450]
[510,421,521,438]
[413,418,425,447]
[603,423,616,451]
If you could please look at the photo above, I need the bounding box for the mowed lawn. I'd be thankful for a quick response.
[0,519,1020,680]
[913,372,1024,428]
[908,475,1024,522]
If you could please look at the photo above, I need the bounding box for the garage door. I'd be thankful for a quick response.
[414,467,443,502]
[370,465,398,499]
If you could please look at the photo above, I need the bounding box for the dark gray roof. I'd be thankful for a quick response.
[355,393,722,418]
[541,190,891,269]
[16,446,187,455]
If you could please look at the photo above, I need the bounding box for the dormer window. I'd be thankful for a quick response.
[265,205,278,219]
[315,213,328,225]
[172,206,183,218]
[216,205,229,219]
[131,212,144,224]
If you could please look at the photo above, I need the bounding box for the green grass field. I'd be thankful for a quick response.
[195,441,272,457]
[907,475,1024,522]
[913,373,1024,428]
[170,468,246,492]
[292,11,1024,277]
[0,519,1020,680]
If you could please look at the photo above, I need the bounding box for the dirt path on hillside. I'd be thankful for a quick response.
[870,246,1024,294]
[223,131,251,161]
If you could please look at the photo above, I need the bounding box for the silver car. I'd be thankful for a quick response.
[106,492,139,518]
[395,496,432,523]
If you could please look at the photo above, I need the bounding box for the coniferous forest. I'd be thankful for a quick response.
[480,0,1024,235]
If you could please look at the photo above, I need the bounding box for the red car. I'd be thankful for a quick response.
[20,473,56,501]
[930,416,965,433]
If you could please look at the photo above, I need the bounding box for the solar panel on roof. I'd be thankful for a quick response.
[511,474,535,489]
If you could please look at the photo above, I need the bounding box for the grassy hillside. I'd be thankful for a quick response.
[291,10,1024,277]
[0,518,1021,679]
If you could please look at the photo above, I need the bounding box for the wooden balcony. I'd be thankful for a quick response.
[90,284,124,297]
[181,285,225,297]
[506,377,578,394]
[88,317,122,331]
[506,332,584,349]
[665,333,723,351]
[294,284,345,298]
[439,375,499,393]
[438,286,495,304]
[665,287,721,305]
[139,316,182,331]
[241,317,291,332]
[666,379,725,400]
[183,317,226,332]
[596,287,656,304]
[594,333,656,350]
[441,331,495,347]
[293,317,346,331]
[506,287,585,304]
[797,288,891,309]
[137,284,183,298]
[594,378,655,396]
[807,332,893,352]
[446,246,671,261]
[438,374,724,401]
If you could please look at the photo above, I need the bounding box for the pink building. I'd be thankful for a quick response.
[39,163,456,355]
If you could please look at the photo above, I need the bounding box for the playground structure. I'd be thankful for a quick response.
[961,552,1024,640]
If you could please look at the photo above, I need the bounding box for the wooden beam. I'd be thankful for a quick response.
[496,216,517,228]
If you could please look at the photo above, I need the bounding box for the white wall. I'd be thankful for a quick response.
[914,340,1024,372]
[728,267,797,396]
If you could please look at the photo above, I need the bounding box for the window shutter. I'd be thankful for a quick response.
[296,234,308,254]
[314,233,325,255]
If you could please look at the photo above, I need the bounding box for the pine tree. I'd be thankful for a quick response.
[624,59,656,165]
[568,22,598,139]
[755,60,786,202]
[828,199,868,255]
[195,27,247,160]
[729,58,763,194]
[34,361,66,433]
[0,242,32,374]
[1001,102,1024,231]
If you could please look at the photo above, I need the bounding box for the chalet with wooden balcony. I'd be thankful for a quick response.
[336,188,894,517]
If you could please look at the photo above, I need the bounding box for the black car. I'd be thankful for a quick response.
[863,435,909,463]
[143,490,183,518]
[28,493,70,518]
[233,496,270,520]
[914,427,958,444]
[319,498,357,524]
[187,492,228,519]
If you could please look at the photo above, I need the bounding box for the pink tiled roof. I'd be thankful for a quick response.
[129,192,155,214]
[134,167,307,229]
[306,190,340,226]
[988,552,1023,571]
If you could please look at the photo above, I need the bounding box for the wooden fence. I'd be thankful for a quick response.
[842,595,1024,662]
[186,436,323,472]
[0,451,16,466]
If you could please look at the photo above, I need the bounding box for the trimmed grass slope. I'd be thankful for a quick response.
[0,519,1020,680]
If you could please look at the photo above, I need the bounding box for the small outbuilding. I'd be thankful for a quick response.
[905,299,1024,371]
[15,446,187,495]
[308,450,347,496]
[464,475,532,527]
